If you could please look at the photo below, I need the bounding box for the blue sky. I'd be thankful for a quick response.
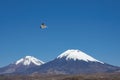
[0,0,120,67]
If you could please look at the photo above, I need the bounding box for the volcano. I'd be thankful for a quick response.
[35,49,119,74]
[0,56,44,74]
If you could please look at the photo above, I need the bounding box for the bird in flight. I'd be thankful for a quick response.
[40,23,47,29]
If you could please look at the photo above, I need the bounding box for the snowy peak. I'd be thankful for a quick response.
[57,49,103,63]
[15,56,44,66]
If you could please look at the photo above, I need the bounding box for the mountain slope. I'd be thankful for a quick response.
[0,56,44,74]
[35,49,119,74]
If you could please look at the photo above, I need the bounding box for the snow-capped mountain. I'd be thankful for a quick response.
[35,49,119,74]
[0,56,44,74]
[57,49,103,63]
[0,50,120,75]
[15,56,44,66]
